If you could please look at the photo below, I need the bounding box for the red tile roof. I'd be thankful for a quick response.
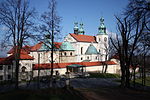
[0,58,5,61]
[33,61,116,70]
[70,33,97,43]
[31,42,62,51]
[0,54,34,65]
[30,42,43,51]
[8,45,32,54]
[0,58,6,64]
[19,54,34,60]
[54,42,62,49]
[104,61,117,65]
[111,54,119,60]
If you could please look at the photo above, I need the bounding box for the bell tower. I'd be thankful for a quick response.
[98,17,107,35]
[96,17,108,61]
[78,23,85,35]
[74,22,79,34]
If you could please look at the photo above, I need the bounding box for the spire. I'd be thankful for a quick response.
[78,22,85,35]
[74,22,79,34]
[98,17,106,35]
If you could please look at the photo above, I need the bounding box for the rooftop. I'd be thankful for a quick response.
[70,33,96,43]
[33,61,117,70]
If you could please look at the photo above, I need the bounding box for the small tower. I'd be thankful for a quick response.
[96,17,108,61]
[74,22,79,34]
[78,23,85,35]
[98,17,106,35]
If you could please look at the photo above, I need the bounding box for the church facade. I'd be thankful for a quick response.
[0,18,120,81]
[30,17,108,64]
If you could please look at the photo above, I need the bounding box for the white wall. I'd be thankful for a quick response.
[33,68,67,77]
[32,64,120,78]
[0,65,15,81]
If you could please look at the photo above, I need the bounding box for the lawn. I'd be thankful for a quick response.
[88,72,120,78]
[0,88,83,100]
[134,77,150,86]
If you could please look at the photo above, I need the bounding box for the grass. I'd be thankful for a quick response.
[88,72,120,78]
[0,88,83,100]
[133,77,150,87]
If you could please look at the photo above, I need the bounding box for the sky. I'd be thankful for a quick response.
[30,0,129,36]
[0,0,129,57]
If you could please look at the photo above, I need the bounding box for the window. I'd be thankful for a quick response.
[0,75,3,80]
[64,52,67,56]
[99,38,101,42]
[70,52,72,56]
[99,49,101,53]
[8,75,11,80]
[87,56,89,59]
[0,66,3,70]
[8,66,11,70]
[104,37,107,42]
[81,57,83,60]
[21,66,26,73]
[81,47,83,54]
[95,56,98,60]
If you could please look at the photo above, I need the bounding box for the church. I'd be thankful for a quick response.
[0,18,120,81]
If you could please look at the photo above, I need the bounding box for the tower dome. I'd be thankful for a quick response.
[98,17,107,35]
[78,23,85,35]
[74,22,79,34]
[60,41,75,51]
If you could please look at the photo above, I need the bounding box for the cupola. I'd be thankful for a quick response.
[74,22,79,34]
[98,17,107,35]
[78,23,85,35]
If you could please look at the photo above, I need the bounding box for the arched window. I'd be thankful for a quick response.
[87,56,89,59]
[104,37,107,42]
[95,56,98,60]
[81,47,83,54]
[99,38,101,42]
[64,52,67,56]
[21,66,26,73]
[99,49,101,53]
[60,53,63,56]
[70,52,72,56]
[81,57,83,60]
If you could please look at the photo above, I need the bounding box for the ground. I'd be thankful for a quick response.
[0,88,83,100]
[77,87,150,100]
[0,74,150,100]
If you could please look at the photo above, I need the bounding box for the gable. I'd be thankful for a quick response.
[64,34,77,42]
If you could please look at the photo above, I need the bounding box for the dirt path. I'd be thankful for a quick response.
[77,88,107,100]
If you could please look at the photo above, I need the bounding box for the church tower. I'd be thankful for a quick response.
[96,17,108,61]
[78,23,85,35]
[98,17,106,35]
[74,22,79,34]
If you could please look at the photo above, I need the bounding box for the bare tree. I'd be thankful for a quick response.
[110,15,145,88]
[123,0,150,87]
[37,0,61,84]
[101,40,110,73]
[0,0,36,89]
